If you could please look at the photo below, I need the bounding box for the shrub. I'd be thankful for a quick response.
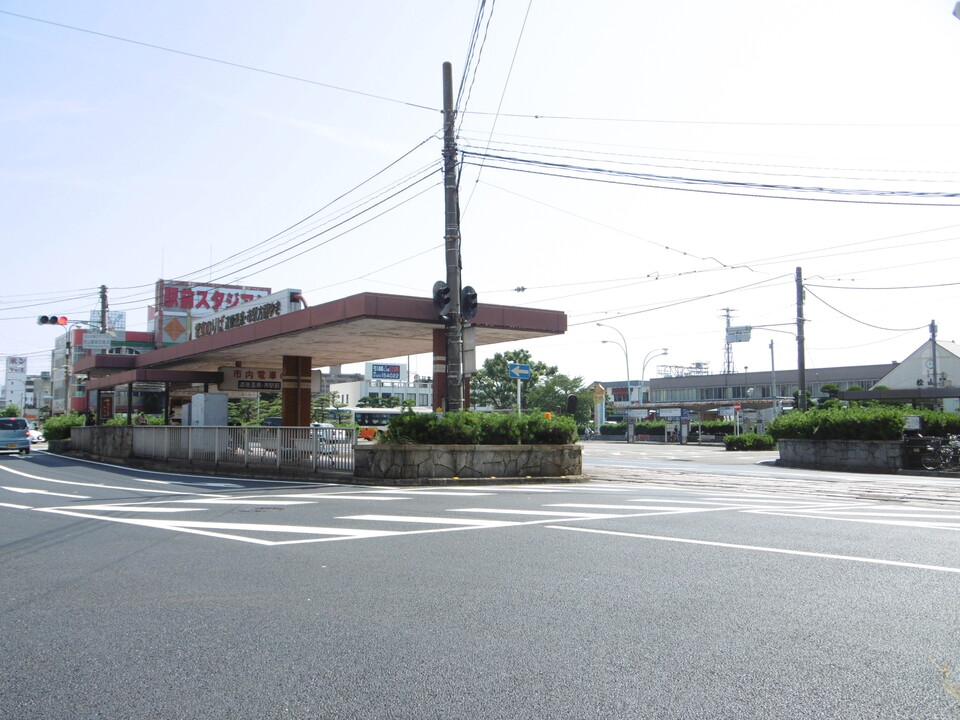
[382,411,577,445]
[600,422,626,436]
[43,412,86,441]
[915,409,960,437]
[700,420,735,436]
[767,406,906,441]
[724,433,776,451]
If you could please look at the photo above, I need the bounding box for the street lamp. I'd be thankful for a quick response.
[641,348,668,404]
[597,323,631,404]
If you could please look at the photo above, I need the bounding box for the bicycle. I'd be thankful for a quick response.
[920,435,960,471]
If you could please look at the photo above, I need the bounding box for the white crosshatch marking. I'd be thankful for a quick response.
[7,480,960,547]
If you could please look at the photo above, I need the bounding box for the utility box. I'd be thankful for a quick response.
[190,393,228,427]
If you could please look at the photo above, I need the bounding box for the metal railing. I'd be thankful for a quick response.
[71,426,357,473]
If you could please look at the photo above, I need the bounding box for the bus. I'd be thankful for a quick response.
[337,406,433,439]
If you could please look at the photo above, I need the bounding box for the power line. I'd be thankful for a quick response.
[0,9,438,113]
[566,275,794,326]
[463,109,960,128]
[461,150,960,206]
[804,287,927,332]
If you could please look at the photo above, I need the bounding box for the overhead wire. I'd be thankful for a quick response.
[460,150,960,206]
[804,286,928,333]
[566,274,795,326]
[0,9,438,113]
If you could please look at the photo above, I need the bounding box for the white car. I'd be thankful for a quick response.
[28,428,44,444]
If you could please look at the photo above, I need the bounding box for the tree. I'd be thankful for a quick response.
[2,404,22,417]
[228,398,259,425]
[471,350,558,410]
[525,374,594,426]
[820,383,841,398]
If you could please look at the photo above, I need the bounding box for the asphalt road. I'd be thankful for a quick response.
[3,448,960,719]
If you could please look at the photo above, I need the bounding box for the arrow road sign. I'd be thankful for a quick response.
[508,363,532,380]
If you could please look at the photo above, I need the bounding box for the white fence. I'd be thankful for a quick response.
[71,426,357,473]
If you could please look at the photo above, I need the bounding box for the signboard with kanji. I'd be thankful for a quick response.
[219,367,283,392]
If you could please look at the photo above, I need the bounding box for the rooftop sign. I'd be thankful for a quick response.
[192,289,302,341]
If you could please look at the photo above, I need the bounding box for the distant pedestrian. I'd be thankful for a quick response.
[135,411,147,426]
[84,411,96,426]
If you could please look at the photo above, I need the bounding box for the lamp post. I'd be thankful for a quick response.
[601,340,629,397]
[597,324,631,404]
[640,348,668,404]
[598,323,633,443]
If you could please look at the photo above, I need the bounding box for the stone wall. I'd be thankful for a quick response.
[354,444,583,484]
[777,438,905,473]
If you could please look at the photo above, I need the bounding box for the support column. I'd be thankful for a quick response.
[282,356,312,426]
[432,329,447,411]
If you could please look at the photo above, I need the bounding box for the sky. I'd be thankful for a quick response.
[2,0,960,389]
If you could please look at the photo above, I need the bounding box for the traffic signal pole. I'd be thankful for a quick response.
[442,61,464,411]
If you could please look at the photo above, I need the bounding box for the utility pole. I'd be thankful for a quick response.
[796,267,807,411]
[442,61,464,410]
[930,320,939,388]
[721,308,736,374]
[100,285,109,333]
[769,339,778,417]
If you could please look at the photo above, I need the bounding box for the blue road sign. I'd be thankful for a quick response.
[508,362,532,380]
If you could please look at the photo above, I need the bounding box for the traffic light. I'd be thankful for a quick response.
[432,280,452,320]
[461,285,478,321]
[37,315,68,326]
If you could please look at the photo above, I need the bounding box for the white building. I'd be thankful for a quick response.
[330,362,434,408]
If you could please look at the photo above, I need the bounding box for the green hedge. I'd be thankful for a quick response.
[382,411,578,445]
[600,419,735,436]
[723,433,776,451]
[42,412,86,441]
[767,406,905,441]
[914,409,960,437]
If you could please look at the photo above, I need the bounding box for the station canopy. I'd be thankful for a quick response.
[79,292,567,390]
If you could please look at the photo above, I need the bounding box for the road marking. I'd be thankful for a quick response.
[0,502,31,509]
[0,464,207,496]
[36,507,396,545]
[59,504,207,513]
[173,499,314,505]
[340,514,518,527]
[367,490,493,497]
[271,493,402,501]
[548,503,731,512]
[450,508,625,519]
[747,510,960,532]
[2,486,90,499]
[549,525,960,574]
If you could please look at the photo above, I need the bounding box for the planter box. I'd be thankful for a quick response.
[777,438,905,473]
[354,444,583,484]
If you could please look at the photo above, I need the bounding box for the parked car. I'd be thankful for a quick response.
[310,422,347,455]
[28,427,44,444]
[0,417,31,455]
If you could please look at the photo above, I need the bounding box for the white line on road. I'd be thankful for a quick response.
[0,463,207,496]
[339,514,518,527]
[450,508,624,519]
[746,510,960,532]
[53,504,207,513]
[549,525,960,574]
[173,499,315,505]
[366,490,494,497]
[2,486,90,499]
[0,502,31,509]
